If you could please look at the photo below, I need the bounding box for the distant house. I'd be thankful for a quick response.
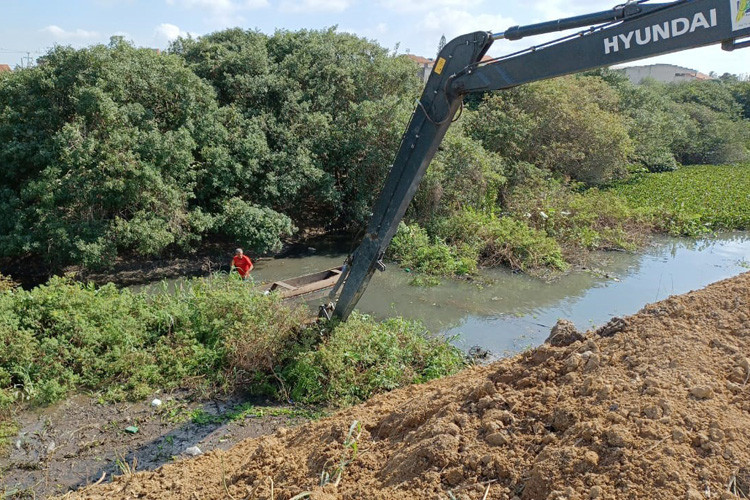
[617,64,714,84]
[406,54,494,83]
[0,64,11,73]
[406,55,435,83]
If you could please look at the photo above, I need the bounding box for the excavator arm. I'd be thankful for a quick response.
[329,0,750,321]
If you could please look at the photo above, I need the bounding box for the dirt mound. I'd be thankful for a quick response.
[67,273,750,500]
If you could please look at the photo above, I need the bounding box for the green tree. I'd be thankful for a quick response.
[0,38,291,268]
[614,79,689,172]
[661,80,750,164]
[411,129,506,223]
[172,27,421,228]
[466,76,633,186]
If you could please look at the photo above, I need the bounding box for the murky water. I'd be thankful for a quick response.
[140,232,749,358]
[251,232,749,357]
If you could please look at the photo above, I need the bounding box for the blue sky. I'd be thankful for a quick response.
[1,0,747,76]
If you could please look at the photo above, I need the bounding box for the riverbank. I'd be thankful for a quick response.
[1,392,318,498]
[0,231,351,290]
[64,271,750,500]
[0,272,467,498]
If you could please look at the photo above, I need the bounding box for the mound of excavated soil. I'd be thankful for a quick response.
[67,273,750,500]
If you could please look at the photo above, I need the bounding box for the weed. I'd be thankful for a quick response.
[409,275,442,287]
[389,223,477,277]
[189,403,323,426]
[284,314,466,406]
[393,165,748,277]
[435,211,567,272]
[320,420,362,487]
[0,419,19,455]
[0,273,465,413]
[114,452,137,477]
[612,164,750,234]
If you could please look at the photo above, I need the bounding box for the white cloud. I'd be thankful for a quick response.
[531,0,610,21]
[154,23,190,42]
[165,0,269,25]
[415,9,516,57]
[279,0,353,13]
[341,22,389,39]
[377,0,470,13]
[41,25,100,40]
[167,0,230,8]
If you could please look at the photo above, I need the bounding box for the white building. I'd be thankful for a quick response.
[617,64,714,84]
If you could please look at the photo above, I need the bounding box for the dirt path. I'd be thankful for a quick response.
[63,272,750,500]
[0,393,316,498]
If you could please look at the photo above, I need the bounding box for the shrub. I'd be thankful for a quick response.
[0,276,307,407]
[283,314,465,405]
[434,211,567,272]
[0,274,465,411]
[220,197,295,254]
[389,222,477,277]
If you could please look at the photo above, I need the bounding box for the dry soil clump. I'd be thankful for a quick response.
[68,272,750,500]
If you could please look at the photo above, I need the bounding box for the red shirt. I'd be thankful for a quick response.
[232,255,253,277]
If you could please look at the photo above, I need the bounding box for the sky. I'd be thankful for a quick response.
[0,0,747,76]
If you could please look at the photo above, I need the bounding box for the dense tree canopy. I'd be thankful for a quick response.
[465,76,634,185]
[0,29,748,272]
[0,31,420,268]
[0,39,233,267]
[170,27,421,227]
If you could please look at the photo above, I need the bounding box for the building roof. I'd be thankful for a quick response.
[0,64,11,73]
[617,63,714,81]
[406,54,434,65]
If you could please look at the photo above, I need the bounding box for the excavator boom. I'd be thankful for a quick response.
[329,0,749,321]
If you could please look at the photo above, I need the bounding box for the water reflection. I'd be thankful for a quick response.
[139,232,749,359]
[438,232,749,357]
[282,233,748,358]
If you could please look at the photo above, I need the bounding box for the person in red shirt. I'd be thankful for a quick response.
[231,248,254,279]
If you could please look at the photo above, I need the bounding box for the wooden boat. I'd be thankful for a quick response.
[261,267,343,299]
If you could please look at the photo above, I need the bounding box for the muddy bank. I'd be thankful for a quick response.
[0,246,228,290]
[0,393,317,498]
[66,272,750,499]
[0,231,351,289]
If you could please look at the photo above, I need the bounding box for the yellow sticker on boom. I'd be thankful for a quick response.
[434,57,446,75]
